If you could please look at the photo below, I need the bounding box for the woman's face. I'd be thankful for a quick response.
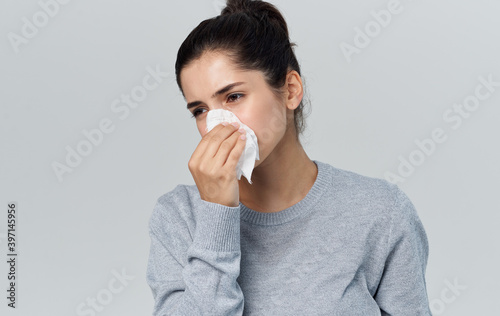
[180,51,294,169]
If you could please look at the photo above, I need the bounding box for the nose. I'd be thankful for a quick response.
[202,107,233,135]
[209,103,230,111]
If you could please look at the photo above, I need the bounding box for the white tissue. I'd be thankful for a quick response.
[205,109,259,184]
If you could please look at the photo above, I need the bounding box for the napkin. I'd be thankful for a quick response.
[205,109,259,184]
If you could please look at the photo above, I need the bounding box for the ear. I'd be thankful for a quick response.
[284,70,304,111]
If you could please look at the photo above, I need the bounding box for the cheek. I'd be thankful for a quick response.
[260,109,287,145]
[246,114,285,150]
[232,114,265,149]
[254,122,277,147]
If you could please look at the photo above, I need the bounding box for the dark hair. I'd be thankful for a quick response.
[175,0,309,142]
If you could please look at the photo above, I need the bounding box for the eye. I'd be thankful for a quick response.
[190,108,206,118]
[190,93,244,119]
[227,93,243,103]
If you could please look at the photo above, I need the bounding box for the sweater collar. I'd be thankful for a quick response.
[239,160,332,226]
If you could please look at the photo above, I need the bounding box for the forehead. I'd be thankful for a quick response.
[180,51,263,100]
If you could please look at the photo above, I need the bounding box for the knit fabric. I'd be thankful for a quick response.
[146,160,431,315]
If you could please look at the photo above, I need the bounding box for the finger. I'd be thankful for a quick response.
[224,130,247,170]
[202,123,241,160]
[213,129,243,169]
[190,123,227,162]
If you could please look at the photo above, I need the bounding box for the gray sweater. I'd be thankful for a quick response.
[146,160,431,315]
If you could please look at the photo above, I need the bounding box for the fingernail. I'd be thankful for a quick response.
[231,122,240,128]
[221,122,228,126]
[238,127,245,134]
[240,134,246,140]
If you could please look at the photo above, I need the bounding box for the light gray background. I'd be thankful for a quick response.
[1,0,499,315]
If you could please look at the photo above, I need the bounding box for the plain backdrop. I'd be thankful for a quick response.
[1,0,499,315]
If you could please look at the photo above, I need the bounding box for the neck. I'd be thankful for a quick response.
[238,128,318,213]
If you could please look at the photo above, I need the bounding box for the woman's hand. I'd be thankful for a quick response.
[188,122,247,207]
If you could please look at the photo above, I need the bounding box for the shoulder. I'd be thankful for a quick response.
[148,183,200,237]
[327,163,427,241]
[154,183,199,211]
[330,165,392,193]
[318,161,422,222]
[322,162,400,215]
[323,162,428,253]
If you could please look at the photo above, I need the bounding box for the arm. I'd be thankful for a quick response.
[374,185,432,316]
[146,188,244,316]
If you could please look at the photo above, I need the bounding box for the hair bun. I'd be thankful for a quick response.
[221,0,254,15]
[221,0,290,38]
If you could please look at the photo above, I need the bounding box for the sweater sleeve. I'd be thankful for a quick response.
[146,187,244,316]
[374,184,432,316]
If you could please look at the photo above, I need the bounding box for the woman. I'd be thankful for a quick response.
[146,0,431,315]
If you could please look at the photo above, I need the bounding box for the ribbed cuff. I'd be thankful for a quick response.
[192,199,241,252]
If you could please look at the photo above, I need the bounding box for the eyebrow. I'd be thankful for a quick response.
[186,82,246,110]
